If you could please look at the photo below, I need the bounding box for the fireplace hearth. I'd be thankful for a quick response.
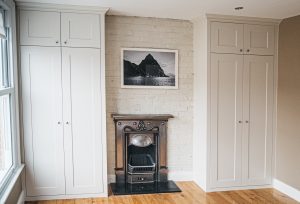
[110,114,181,195]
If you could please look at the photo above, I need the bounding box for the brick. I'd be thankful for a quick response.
[106,15,193,175]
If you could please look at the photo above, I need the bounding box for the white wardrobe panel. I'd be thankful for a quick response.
[21,46,65,196]
[244,24,275,55]
[62,48,103,194]
[19,10,60,46]
[61,13,100,48]
[210,53,244,187]
[211,22,244,54]
[242,55,274,185]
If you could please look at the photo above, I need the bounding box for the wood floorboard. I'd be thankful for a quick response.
[25,181,299,204]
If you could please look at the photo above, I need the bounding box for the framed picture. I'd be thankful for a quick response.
[121,48,178,89]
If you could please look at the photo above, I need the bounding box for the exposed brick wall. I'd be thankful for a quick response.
[106,15,193,176]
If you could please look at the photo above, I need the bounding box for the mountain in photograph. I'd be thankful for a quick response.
[123,60,140,77]
[124,54,168,77]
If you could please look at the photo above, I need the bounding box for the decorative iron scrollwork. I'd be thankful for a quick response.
[137,120,147,131]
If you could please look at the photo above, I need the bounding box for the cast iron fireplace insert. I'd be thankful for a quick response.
[110,114,181,195]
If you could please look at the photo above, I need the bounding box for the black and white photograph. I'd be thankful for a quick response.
[121,48,178,89]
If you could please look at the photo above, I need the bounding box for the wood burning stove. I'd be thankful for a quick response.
[110,114,181,195]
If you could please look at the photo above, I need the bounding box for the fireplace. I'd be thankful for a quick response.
[110,114,181,195]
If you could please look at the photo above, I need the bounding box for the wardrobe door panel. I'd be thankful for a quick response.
[61,13,100,48]
[244,24,275,55]
[211,22,244,54]
[242,55,274,185]
[19,10,60,46]
[210,53,244,188]
[62,48,103,194]
[21,46,65,196]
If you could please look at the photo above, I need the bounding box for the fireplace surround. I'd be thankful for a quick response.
[110,114,181,195]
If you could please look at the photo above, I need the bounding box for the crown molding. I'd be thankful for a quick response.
[15,2,109,14]
[206,13,282,25]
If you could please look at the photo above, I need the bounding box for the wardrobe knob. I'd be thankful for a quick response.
[240,49,243,52]
[247,49,250,52]
[56,41,59,44]
[245,121,249,123]
[64,41,67,44]
[238,121,242,123]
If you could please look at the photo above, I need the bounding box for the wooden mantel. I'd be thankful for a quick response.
[111,114,174,121]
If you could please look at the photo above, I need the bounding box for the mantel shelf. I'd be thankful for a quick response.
[111,114,174,121]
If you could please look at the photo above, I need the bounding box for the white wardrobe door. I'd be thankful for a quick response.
[210,53,244,188]
[211,22,244,54]
[242,55,274,185]
[19,10,61,46]
[21,46,65,196]
[62,48,103,194]
[244,24,275,55]
[61,13,100,48]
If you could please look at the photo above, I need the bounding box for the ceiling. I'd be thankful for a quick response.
[16,0,300,20]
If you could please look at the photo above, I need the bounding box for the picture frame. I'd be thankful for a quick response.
[121,48,178,89]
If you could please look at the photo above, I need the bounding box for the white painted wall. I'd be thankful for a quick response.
[192,17,208,191]
[105,15,194,180]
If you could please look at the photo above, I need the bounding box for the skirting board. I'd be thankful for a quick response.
[207,184,272,192]
[17,190,25,204]
[273,179,300,202]
[108,171,193,183]
[25,192,108,201]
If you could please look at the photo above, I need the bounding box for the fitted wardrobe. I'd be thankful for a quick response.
[18,3,108,200]
[193,15,280,191]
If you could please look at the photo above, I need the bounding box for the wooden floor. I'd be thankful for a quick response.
[26,182,299,204]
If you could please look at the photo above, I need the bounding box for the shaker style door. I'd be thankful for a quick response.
[211,22,244,54]
[61,13,101,48]
[210,53,244,188]
[242,55,274,185]
[21,46,65,196]
[244,24,275,55]
[19,10,61,46]
[62,48,104,194]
